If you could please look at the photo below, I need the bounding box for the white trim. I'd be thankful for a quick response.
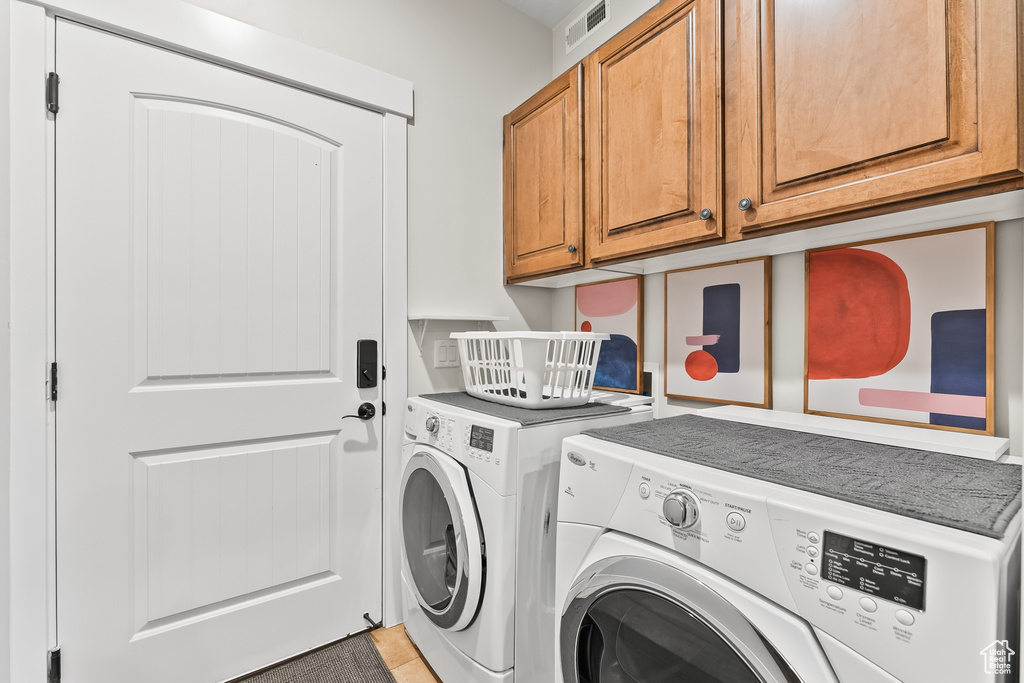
[8,1,412,678]
[22,0,413,118]
[382,111,409,627]
[10,4,53,680]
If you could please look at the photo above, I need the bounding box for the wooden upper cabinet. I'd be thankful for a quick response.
[584,0,722,266]
[733,0,1023,235]
[503,66,584,283]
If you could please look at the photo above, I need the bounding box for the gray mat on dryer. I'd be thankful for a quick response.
[421,391,629,425]
[582,414,1021,539]
[237,632,395,683]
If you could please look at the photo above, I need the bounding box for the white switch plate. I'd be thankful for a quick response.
[433,340,460,368]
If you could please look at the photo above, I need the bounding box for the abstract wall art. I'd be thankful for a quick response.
[804,223,994,434]
[575,275,643,393]
[665,257,771,407]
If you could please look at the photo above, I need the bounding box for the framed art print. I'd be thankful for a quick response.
[665,257,771,407]
[804,222,995,434]
[575,275,643,393]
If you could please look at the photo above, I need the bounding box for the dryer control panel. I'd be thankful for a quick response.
[404,398,518,496]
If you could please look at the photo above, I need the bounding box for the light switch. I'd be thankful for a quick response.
[433,340,460,368]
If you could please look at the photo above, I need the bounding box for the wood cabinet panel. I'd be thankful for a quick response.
[772,0,948,185]
[734,0,1022,235]
[585,0,722,265]
[503,66,584,282]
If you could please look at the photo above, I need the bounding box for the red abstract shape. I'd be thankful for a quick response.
[580,320,593,332]
[577,279,638,317]
[808,248,911,379]
[685,350,718,381]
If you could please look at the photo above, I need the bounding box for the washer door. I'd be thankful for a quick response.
[400,446,484,632]
[561,556,802,683]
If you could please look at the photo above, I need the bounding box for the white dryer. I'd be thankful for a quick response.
[554,411,1021,683]
[400,393,652,683]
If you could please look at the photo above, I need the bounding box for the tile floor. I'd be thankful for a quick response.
[370,624,442,683]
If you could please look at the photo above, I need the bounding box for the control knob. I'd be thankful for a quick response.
[424,416,439,435]
[662,488,701,529]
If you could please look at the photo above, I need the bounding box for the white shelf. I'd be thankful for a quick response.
[407,314,510,354]
[408,314,510,322]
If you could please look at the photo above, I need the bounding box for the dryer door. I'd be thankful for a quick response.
[400,446,485,632]
[561,556,813,683]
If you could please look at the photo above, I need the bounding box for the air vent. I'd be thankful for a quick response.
[565,0,610,54]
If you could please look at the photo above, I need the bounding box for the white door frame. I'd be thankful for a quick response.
[8,2,410,680]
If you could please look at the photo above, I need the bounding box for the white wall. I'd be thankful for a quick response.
[554,219,1024,455]
[551,0,658,77]
[186,0,556,397]
[0,0,12,678]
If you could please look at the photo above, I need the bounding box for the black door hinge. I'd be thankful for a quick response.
[47,647,60,683]
[50,362,58,402]
[381,364,386,381]
[46,72,59,115]
[382,400,387,416]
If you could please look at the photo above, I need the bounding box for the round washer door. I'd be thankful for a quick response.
[561,556,804,683]
[400,445,484,632]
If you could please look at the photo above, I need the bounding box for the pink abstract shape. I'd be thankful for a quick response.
[858,389,987,418]
[577,279,638,317]
[685,350,718,381]
[685,334,721,346]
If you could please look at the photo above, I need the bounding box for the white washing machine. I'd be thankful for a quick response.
[554,409,1022,683]
[400,393,652,683]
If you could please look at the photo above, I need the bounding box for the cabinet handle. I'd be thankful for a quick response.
[699,208,713,220]
[567,244,577,253]
[738,197,753,211]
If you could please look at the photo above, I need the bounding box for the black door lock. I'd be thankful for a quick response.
[343,402,376,421]
[357,339,378,388]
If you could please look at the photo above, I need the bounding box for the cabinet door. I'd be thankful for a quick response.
[503,66,584,283]
[585,0,722,266]
[734,0,1022,235]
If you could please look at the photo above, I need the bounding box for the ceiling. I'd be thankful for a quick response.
[501,0,583,28]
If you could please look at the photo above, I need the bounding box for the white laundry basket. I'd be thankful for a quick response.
[451,331,608,409]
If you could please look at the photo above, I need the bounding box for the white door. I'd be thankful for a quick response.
[54,19,384,683]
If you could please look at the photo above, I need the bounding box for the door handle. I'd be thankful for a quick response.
[343,402,376,421]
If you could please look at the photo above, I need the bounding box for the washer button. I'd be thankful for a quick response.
[639,482,651,499]
[807,531,821,544]
[805,563,818,576]
[826,585,844,601]
[859,597,878,613]
[806,545,820,558]
[894,609,915,626]
[726,511,746,532]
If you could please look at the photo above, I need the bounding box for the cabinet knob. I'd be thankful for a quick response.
[699,208,713,220]
[567,244,577,253]
[738,197,753,211]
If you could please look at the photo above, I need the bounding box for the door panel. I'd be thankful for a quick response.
[735,0,1021,234]
[584,0,721,265]
[57,19,383,683]
[133,98,336,384]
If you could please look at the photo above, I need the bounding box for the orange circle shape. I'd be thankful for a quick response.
[685,350,718,381]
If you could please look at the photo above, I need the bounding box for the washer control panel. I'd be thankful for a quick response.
[559,433,1019,683]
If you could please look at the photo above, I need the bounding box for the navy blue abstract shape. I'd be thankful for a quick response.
[930,309,986,430]
[594,334,638,391]
[703,283,741,373]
